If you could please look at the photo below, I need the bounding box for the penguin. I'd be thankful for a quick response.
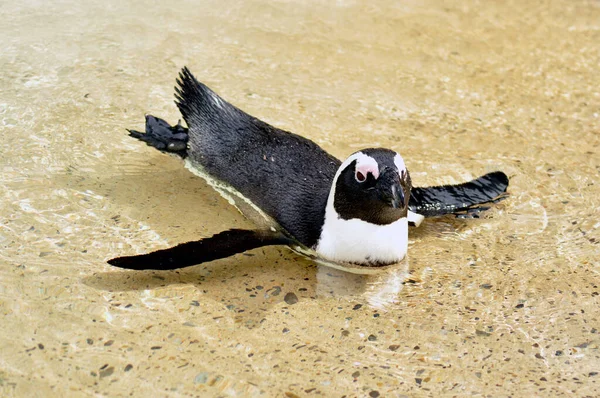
[108,67,509,274]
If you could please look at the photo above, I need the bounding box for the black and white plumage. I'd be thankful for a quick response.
[108,68,509,273]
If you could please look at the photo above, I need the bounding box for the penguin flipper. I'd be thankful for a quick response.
[127,115,189,157]
[409,171,509,218]
[107,229,293,271]
[173,67,281,142]
[174,67,242,127]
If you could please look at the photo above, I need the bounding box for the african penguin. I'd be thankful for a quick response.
[108,67,509,274]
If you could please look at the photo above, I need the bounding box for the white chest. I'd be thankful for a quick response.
[315,215,408,265]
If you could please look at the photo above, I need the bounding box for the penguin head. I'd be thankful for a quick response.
[332,148,411,225]
[315,148,412,266]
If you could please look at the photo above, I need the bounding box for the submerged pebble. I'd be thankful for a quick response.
[284,292,298,305]
[194,372,209,384]
[99,366,114,379]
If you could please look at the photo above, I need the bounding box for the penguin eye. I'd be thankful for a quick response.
[355,171,366,183]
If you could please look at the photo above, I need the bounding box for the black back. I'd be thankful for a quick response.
[175,68,341,247]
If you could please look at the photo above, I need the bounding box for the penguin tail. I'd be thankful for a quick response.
[107,229,294,271]
[127,115,189,158]
[409,171,509,218]
[174,67,252,131]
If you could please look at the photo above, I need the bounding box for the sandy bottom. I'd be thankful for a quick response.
[1,0,599,396]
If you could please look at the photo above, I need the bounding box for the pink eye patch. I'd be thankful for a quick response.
[355,162,379,182]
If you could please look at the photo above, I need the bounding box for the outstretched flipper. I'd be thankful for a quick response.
[107,229,294,271]
[174,67,251,133]
[128,115,189,157]
[409,171,509,218]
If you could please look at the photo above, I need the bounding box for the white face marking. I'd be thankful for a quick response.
[395,153,425,227]
[355,160,379,182]
[315,151,409,265]
[393,153,407,174]
[344,152,379,182]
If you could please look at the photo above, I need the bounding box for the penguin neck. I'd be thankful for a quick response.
[315,160,409,266]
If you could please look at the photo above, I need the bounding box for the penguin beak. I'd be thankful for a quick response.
[390,184,404,209]
[378,168,411,211]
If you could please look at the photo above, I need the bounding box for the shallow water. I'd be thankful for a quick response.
[1,0,599,396]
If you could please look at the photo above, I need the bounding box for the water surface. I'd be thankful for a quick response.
[1,0,599,396]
